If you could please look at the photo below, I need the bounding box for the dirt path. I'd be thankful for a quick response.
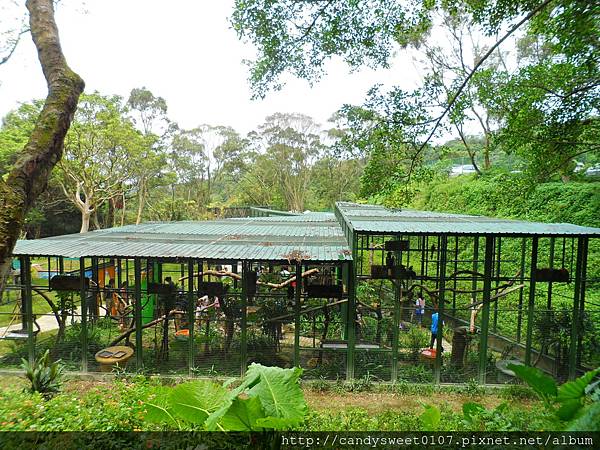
[304,390,535,414]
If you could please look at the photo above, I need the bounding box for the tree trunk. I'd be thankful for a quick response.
[92,210,101,230]
[483,143,491,170]
[0,0,84,295]
[136,178,145,225]
[80,210,91,233]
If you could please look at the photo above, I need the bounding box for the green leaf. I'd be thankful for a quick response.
[204,371,261,430]
[169,381,228,425]
[566,402,600,432]
[557,367,600,402]
[508,364,557,402]
[222,377,238,388]
[419,404,441,431]
[144,386,180,429]
[245,364,307,429]
[556,399,584,421]
[255,416,303,429]
[463,402,485,421]
[219,396,265,431]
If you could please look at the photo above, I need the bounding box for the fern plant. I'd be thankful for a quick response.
[21,349,65,397]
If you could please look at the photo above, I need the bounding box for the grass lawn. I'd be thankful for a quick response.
[0,292,56,328]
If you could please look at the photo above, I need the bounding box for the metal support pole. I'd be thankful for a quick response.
[472,237,479,308]
[492,237,501,333]
[420,236,426,281]
[293,262,301,367]
[134,258,143,370]
[576,238,588,369]
[391,279,401,382]
[568,237,585,379]
[525,237,539,366]
[547,238,555,310]
[435,235,441,289]
[92,257,101,321]
[516,238,526,343]
[452,236,458,316]
[478,235,495,384]
[240,261,248,376]
[391,234,402,381]
[434,235,448,384]
[21,257,35,365]
[116,258,122,289]
[80,257,88,372]
[341,262,348,340]
[188,259,195,376]
[346,259,356,381]
[424,236,429,280]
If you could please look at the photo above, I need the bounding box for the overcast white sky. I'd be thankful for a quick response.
[0,0,425,134]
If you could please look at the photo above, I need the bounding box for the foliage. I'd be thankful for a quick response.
[396,364,433,383]
[461,401,521,431]
[40,92,153,232]
[406,175,600,228]
[231,0,433,97]
[0,100,43,175]
[534,308,594,381]
[232,0,599,184]
[399,325,430,359]
[20,349,64,397]
[144,363,307,431]
[0,376,154,431]
[509,363,600,430]
[0,375,567,432]
[419,403,441,431]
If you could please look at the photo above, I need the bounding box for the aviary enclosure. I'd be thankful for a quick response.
[0,204,598,385]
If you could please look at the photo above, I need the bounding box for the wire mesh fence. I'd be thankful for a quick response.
[1,250,597,386]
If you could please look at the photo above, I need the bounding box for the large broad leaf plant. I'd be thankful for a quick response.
[143,363,307,431]
[508,364,600,431]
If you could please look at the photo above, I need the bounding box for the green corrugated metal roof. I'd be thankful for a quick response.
[14,202,599,261]
[13,217,351,262]
[249,207,299,216]
[335,202,600,236]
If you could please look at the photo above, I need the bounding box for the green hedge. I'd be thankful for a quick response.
[405,176,599,227]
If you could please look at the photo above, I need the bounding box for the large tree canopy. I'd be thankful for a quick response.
[232,0,599,187]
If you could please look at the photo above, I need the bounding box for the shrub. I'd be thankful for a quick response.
[21,350,64,397]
